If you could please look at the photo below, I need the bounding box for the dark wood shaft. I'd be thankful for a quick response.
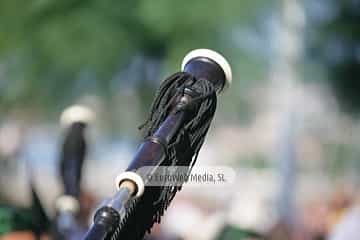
[84,55,227,240]
[126,57,226,173]
[126,110,188,178]
[183,57,226,93]
[84,223,109,240]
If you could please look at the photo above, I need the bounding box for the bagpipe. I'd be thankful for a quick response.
[54,105,94,240]
[0,106,93,239]
[0,49,232,240]
[83,49,232,240]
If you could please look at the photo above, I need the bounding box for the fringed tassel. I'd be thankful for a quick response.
[109,72,217,240]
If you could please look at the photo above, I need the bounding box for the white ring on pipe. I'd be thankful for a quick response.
[55,195,80,213]
[115,171,145,198]
[60,105,95,128]
[181,49,232,91]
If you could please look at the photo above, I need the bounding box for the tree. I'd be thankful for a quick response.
[307,0,360,115]
[0,0,268,116]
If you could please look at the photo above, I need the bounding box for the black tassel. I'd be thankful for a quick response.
[108,72,217,240]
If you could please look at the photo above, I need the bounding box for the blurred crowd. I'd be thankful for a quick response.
[0,109,359,240]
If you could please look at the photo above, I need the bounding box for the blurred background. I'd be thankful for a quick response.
[0,0,360,239]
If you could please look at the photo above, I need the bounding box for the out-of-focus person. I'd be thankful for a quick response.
[328,200,360,240]
[0,203,49,240]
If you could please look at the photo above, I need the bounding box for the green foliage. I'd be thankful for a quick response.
[0,0,270,118]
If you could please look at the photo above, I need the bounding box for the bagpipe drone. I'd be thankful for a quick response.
[54,105,94,240]
[84,49,232,240]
